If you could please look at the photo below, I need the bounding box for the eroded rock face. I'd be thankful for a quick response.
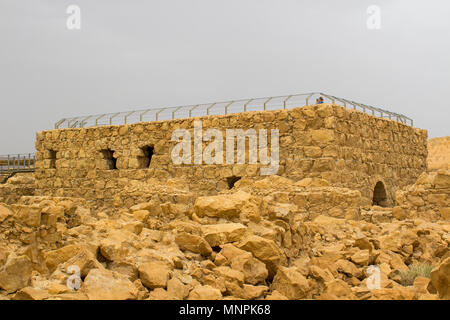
[0,170,448,300]
[430,257,450,299]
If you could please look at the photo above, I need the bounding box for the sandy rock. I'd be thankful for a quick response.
[12,287,50,300]
[350,250,370,266]
[201,223,247,247]
[238,235,286,277]
[319,279,356,300]
[138,261,171,289]
[430,257,450,299]
[188,285,222,300]
[44,244,82,273]
[230,253,268,285]
[133,210,151,223]
[265,290,288,300]
[47,283,70,295]
[335,259,362,278]
[167,277,190,300]
[62,248,104,278]
[194,191,251,218]
[271,266,309,300]
[219,244,268,285]
[148,288,176,300]
[175,232,212,256]
[0,245,10,266]
[0,254,33,293]
[309,265,334,283]
[99,237,130,262]
[0,204,12,222]
[413,276,431,295]
[108,262,139,282]
[369,287,416,300]
[242,284,269,300]
[82,268,138,300]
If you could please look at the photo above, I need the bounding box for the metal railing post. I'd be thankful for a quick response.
[81,116,93,128]
[305,93,315,106]
[206,103,216,116]
[155,109,164,121]
[124,111,135,124]
[172,106,183,119]
[263,97,272,111]
[109,113,120,125]
[224,101,234,114]
[139,109,151,122]
[189,105,199,117]
[243,99,253,112]
[283,95,292,109]
[95,114,106,126]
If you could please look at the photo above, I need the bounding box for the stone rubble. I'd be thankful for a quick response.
[0,172,448,300]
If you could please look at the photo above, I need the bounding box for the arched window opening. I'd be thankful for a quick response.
[372,181,388,207]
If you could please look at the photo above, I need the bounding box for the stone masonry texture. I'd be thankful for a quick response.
[33,103,428,209]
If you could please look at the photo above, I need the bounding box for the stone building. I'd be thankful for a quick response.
[33,103,428,209]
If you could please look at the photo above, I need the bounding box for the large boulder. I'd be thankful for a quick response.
[175,232,212,256]
[238,235,286,277]
[201,223,247,247]
[219,244,268,285]
[0,204,12,222]
[0,254,33,293]
[188,285,222,300]
[138,261,171,289]
[194,191,252,218]
[82,268,138,300]
[44,244,83,273]
[319,279,356,300]
[430,257,450,299]
[271,266,309,300]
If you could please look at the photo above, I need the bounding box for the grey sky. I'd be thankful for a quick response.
[1,0,449,154]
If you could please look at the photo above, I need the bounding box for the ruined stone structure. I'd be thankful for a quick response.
[33,103,428,209]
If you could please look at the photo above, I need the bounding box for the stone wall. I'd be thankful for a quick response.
[0,172,35,204]
[33,103,427,209]
[395,169,450,221]
[428,136,450,171]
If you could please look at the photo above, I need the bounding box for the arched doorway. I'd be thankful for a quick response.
[372,181,388,207]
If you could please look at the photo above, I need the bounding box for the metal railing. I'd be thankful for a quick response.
[0,153,36,175]
[54,92,414,129]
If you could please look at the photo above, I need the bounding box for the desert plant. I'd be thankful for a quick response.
[399,263,433,286]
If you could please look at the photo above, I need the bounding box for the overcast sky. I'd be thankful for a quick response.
[1,0,449,154]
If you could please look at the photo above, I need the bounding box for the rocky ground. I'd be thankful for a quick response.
[0,169,449,300]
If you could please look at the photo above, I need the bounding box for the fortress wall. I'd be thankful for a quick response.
[33,104,427,208]
[332,107,428,204]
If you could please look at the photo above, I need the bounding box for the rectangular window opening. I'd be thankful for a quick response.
[140,146,154,168]
[100,149,117,170]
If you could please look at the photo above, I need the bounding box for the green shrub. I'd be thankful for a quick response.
[399,263,433,286]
